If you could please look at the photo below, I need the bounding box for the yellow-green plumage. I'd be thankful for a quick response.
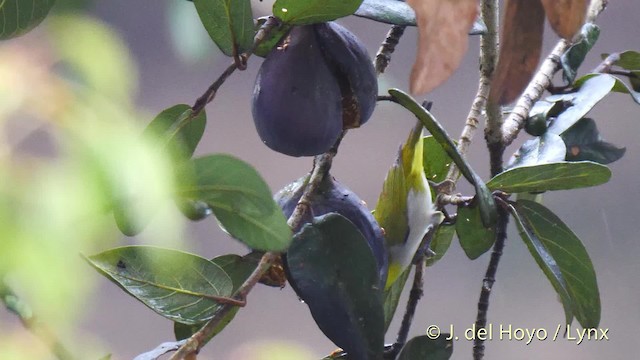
[375,121,440,289]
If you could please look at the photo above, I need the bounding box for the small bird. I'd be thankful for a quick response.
[374,121,443,289]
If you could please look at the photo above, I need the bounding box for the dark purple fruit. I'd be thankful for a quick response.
[252,23,378,157]
[314,22,378,129]
[275,174,388,284]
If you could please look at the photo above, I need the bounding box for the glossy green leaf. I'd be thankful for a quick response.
[273,0,363,25]
[133,341,185,360]
[397,335,453,360]
[175,199,213,221]
[86,246,233,325]
[253,17,291,58]
[508,203,574,326]
[383,268,410,332]
[561,118,625,164]
[423,136,455,184]
[602,50,640,70]
[513,200,600,328]
[174,254,258,341]
[388,88,497,227]
[507,133,566,169]
[193,0,254,56]
[0,0,55,39]
[425,224,455,266]
[355,0,415,25]
[143,104,206,161]
[561,23,600,84]
[286,213,384,360]
[487,161,611,193]
[456,205,495,260]
[177,154,292,251]
[592,73,640,105]
[547,74,616,135]
[354,0,486,34]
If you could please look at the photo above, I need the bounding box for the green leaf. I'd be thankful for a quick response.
[86,246,233,325]
[355,0,415,25]
[602,50,640,70]
[507,203,574,326]
[507,133,566,169]
[423,136,455,184]
[547,74,616,135]
[286,213,384,359]
[561,118,625,164]
[177,154,292,251]
[273,0,363,25]
[143,104,207,161]
[175,199,212,221]
[132,341,185,360]
[561,23,600,84]
[397,335,453,360]
[592,73,640,105]
[513,200,601,328]
[253,17,291,58]
[383,268,410,332]
[174,254,258,341]
[456,204,496,260]
[353,0,486,34]
[388,88,497,227]
[425,224,455,267]
[193,0,254,56]
[487,161,611,193]
[0,0,55,39]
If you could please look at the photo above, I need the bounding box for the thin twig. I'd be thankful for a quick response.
[0,282,76,360]
[592,52,620,73]
[438,193,474,207]
[444,0,499,193]
[389,258,425,358]
[472,207,508,360]
[375,25,406,75]
[171,17,281,138]
[501,0,608,146]
[471,1,503,358]
[169,252,279,359]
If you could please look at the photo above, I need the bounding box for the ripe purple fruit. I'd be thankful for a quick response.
[252,22,377,157]
[275,174,388,284]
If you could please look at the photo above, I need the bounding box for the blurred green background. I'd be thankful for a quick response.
[1,0,639,359]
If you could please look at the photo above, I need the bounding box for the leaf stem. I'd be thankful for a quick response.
[0,281,76,360]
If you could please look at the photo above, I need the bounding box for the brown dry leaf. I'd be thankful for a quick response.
[407,0,478,95]
[489,0,545,105]
[541,0,588,39]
